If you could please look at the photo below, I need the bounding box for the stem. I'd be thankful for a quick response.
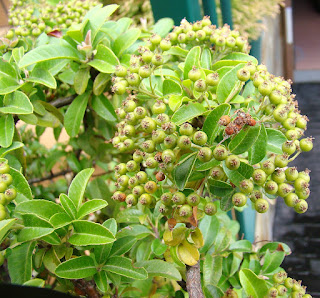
[288,150,301,162]
[147,216,160,239]
[186,262,204,298]
[50,95,76,108]
[28,170,72,184]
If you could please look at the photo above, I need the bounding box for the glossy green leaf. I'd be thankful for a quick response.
[229,240,253,252]
[173,153,197,190]
[168,94,183,112]
[200,47,212,69]
[248,123,267,164]
[0,218,17,244]
[49,213,72,229]
[199,215,220,253]
[228,125,261,155]
[40,231,61,245]
[103,256,148,280]
[93,72,110,95]
[0,59,18,80]
[162,79,182,96]
[208,180,234,198]
[0,114,14,148]
[239,269,268,298]
[0,91,33,115]
[109,236,137,257]
[203,284,224,298]
[92,94,117,122]
[23,278,45,288]
[19,43,83,68]
[203,254,222,286]
[183,46,201,79]
[68,168,94,210]
[64,91,90,137]
[266,128,287,154]
[116,208,144,224]
[55,256,97,279]
[77,199,108,219]
[113,28,141,57]
[166,46,188,57]
[43,247,60,273]
[8,167,32,203]
[261,250,285,274]
[216,63,245,103]
[152,18,174,37]
[103,218,117,236]
[221,52,258,64]
[74,67,90,95]
[59,194,77,219]
[151,238,167,256]
[15,200,64,220]
[172,103,206,126]
[88,44,120,73]
[7,241,36,284]
[117,225,152,239]
[135,260,181,280]
[69,220,115,246]
[220,190,236,212]
[94,242,113,265]
[27,68,56,89]
[94,271,109,293]
[213,227,232,252]
[195,158,220,171]
[212,59,247,71]
[203,103,231,145]
[258,242,291,256]
[229,252,243,277]
[222,162,254,187]
[0,141,24,158]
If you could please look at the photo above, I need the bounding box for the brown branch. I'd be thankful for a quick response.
[186,261,204,298]
[50,95,76,108]
[28,170,72,184]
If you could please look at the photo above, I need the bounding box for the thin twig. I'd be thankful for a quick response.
[50,95,76,108]
[28,170,72,184]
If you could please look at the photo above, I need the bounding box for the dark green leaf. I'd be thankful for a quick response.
[222,162,254,187]
[135,260,181,280]
[195,158,220,171]
[117,225,152,239]
[109,236,137,257]
[266,128,286,154]
[64,91,90,137]
[172,103,206,126]
[220,190,236,212]
[208,180,234,197]
[27,68,56,89]
[0,114,14,148]
[92,94,117,122]
[203,104,231,145]
[151,238,167,256]
[0,218,17,244]
[248,124,267,165]
[55,256,97,279]
[59,194,77,219]
[173,153,197,190]
[7,241,36,284]
[94,271,109,293]
[239,269,268,298]
[74,67,90,95]
[228,125,261,155]
[93,73,110,96]
[203,284,224,298]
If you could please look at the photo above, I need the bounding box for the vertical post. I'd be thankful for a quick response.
[220,0,233,28]
[202,0,219,26]
[250,36,262,63]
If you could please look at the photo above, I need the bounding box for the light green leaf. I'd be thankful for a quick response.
[92,94,117,122]
[77,199,108,219]
[135,260,181,280]
[229,240,253,252]
[49,213,72,229]
[168,94,183,112]
[203,103,231,145]
[200,47,212,69]
[94,271,109,293]
[216,63,245,103]
[165,46,188,57]
[162,79,182,96]
[195,158,220,171]
[93,72,110,95]
[183,46,201,79]
[228,125,261,155]
[59,194,77,219]
[23,278,45,288]
[74,67,90,95]
[0,91,33,115]
[239,269,268,298]
[151,238,167,256]
[103,256,148,280]
[261,250,285,274]
[172,103,206,126]
[7,241,36,284]
[113,28,141,57]
[69,220,115,246]
[222,162,254,187]
[173,153,197,190]
[248,123,267,165]
[212,59,247,71]
[0,114,14,148]
[27,68,56,89]
[203,284,224,298]
[109,236,137,257]
[266,128,286,154]
[203,254,222,286]
[19,43,83,68]
[199,215,220,253]
[9,167,33,202]
[68,168,94,210]
[40,231,61,245]
[12,47,24,65]
[15,200,64,220]
[0,141,24,158]
[0,218,17,244]
[88,44,120,73]
[0,59,18,80]
[152,18,174,37]
[221,52,258,64]
[55,256,97,279]
[64,91,90,137]
[258,242,291,256]
[103,218,117,236]
[117,225,152,239]
[116,208,144,224]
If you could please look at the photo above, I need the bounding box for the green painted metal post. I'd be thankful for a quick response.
[220,0,233,28]
[150,0,202,25]
[202,0,219,26]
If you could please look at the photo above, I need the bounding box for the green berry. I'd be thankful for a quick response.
[273,108,288,123]
[188,66,201,82]
[161,192,173,206]
[285,167,299,181]
[179,123,194,136]
[0,209,6,221]
[113,82,126,95]
[152,101,166,114]
[205,72,219,86]
[152,130,166,144]
[132,185,144,197]
[271,169,286,184]
[210,166,225,180]
[162,149,176,164]
[294,178,309,192]
[284,193,300,207]
[267,287,278,298]
[274,154,288,168]
[126,194,137,206]
[282,141,296,155]
[239,179,254,194]
[172,192,186,205]
[139,193,153,206]
[141,117,156,133]
[155,113,170,126]
[139,65,152,78]
[0,162,10,174]
[265,180,278,195]
[164,135,177,149]
[300,138,313,152]
[277,183,294,198]
[204,202,217,215]
[277,285,287,296]
[294,200,308,213]
[193,131,207,146]
[187,193,200,206]
[260,159,275,175]
[115,65,127,77]
[0,194,6,205]
[0,183,7,193]
[198,147,212,162]
[177,135,192,150]
[162,121,176,135]
[284,278,294,289]
[194,79,207,92]
[237,68,250,81]
[213,145,228,161]
[252,169,267,185]
[225,155,240,170]
[255,198,269,213]
[145,157,158,169]
[144,181,158,194]
[115,163,127,175]
[232,192,247,207]
[298,170,310,183]
[136,171,148,184]
[179,204,192,218]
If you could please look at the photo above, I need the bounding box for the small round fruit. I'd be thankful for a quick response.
[210,166,225,180]
[152,101,166,114]
[161,192,173,206]
[0,183,7,193]
[232,192,247,207]
[205,72,219,86]
[144,181,158,194]
[0,194,6,205]
[285,167,299,181]
[237,68,250,81]
[172,192,186,205]
[198,147,213,162]
[294,178,309,192]
[239,179,254,194]
[250,190,263,203]
[225,155,240,170]
[126,194,137,206]
[0,209,6,221]
[187,193,201,206]
[267,287,278,298]
[284,193,300,207]
[194,79,207,92]
[193,131,207,146]
[260,160,275,175]
[255,198,269,213]
[264,180,278,195]
[162,149,176,164]
[282,141,296,155]
[204,202,217,215]
[300,138,313,152]
[179,123,193,136]
[294,200,308,213]
[135,171,148,184]
[274,154,288,168]
[277,183,294,198]
[271,169,286,184]
[188,66,201,82]
[252,169,267,185]
[213,145,228,161]
[139,193,153,206]
[0,162,10,174]
[179,204,193,218]
[177,135,192,150]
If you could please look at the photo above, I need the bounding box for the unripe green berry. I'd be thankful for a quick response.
[210,166,225,180]
[162,121,176,134]
[298,170,310,183]
[300,138,313,152]
[135,171,148,184]
[271,169,286,184]
[179,122,194,136]
[141,117,157,133]
[162,149,176,164]
[0,209,6,221]
[213,145,228,161]
[194,79,207,92]
[198,147,212,162]
[296,188,310,200]
[285,167,299,181]
[132,185,144,197]
[152,130,166,144]
[172,192,186,205]
[193,131,207,146]
[0,174,12,186]
[115,163,127,175]
[0,183,7,193]
[139,193,153,206]
[144,181,158,194]
[141,140,156,153]
[260,160,276,175]
[0,194,6,205]
[239,179,254,194]
[161,192,173,206]
[265,180,278,195]
[294,178,309,192]
[115,65,127,77]
[294,200,308,213]
[255,198,269,213]
[145,157,158,169]
[126,194,137,206]
[177,135,192,150]
[152,101,166,114]
[187,193,200,206]
[0,162,10,174]
[139,65,152,78]
[225,155,240,170]
[232,192,247,207]
[277,183,294,198]
[284,193,300,207]
[274,154,289,168]
[237,68,250,81]
[164,135,177,149]
[205,72,220,86]
[179,204,192,218]
[151,54,164,66]
[204,202,217,215]
[282,141,296,155]
[252,169,267,185]
[188,66,201,82]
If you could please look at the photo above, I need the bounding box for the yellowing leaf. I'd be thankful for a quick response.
[177,240,199,266]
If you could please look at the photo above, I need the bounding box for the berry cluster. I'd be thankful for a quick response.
[0,159,17,221]
[110,16,313,223]
[6,0,98,39]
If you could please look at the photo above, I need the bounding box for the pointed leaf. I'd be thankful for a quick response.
[9,167,32,203]
[69,220,115,246]
[229,240,253,252]
[64,91,90,137]
[239,269,268,298]
[208,180,234,198]
[0,114,14,147]
[261,250,285,274]
[266,128,286,154]
[7,241,36,284]
[222,162,254,187]
[68,168,94,210]
[113,28,141,57]
[183,46,201,79]
[203,104,231,145]
[172,102,206,126]
[77,199,108,219]
[94,271,109,293]
[152,18,174,37]
[103,256,147,280]
[174,153,197,190]
[248,123,267,164]
[27,68,56,89]
[0,91,33,114]
[88,44,120,73]
[92,94,117,122]
[59,194,77,219]
[55,256,97,279]
[0,218,17,244]
[109,236,137,257]
[135,260,181,280]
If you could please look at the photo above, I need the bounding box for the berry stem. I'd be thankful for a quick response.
[288,150,301,162]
